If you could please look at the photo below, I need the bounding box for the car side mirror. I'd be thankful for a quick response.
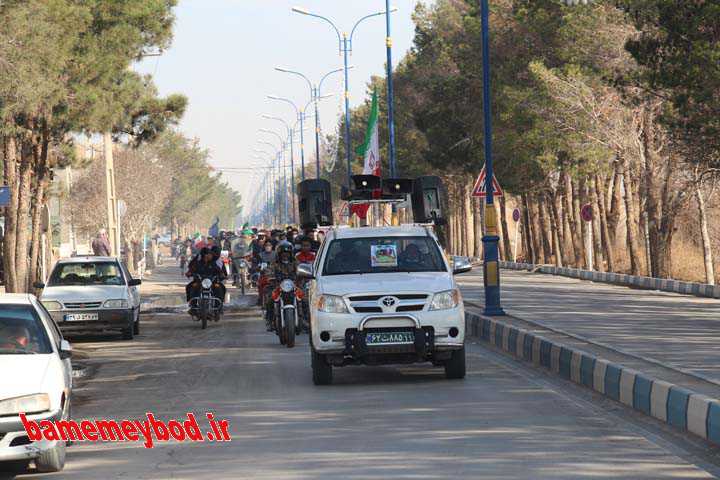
[128,279,142,287]
[33,281,45,289]
[59,339,72,360]
[297,263,315,279]
[452,256,473,275]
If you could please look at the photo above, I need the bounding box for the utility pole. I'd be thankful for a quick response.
[103,132,121,256]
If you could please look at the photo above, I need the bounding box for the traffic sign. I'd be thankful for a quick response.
[581,203,593,222]
[512,208,521,222]
[471,167,504,198]
[0,186,10,207]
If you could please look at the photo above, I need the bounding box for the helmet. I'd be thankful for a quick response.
[277,242,293,257]
[211,245,221,256]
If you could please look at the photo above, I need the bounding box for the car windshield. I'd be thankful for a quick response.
[0,305,52,354]
[48,262,125,286]
[323,236,446,276]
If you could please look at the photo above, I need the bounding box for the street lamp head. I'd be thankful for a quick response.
[291,6,311,15]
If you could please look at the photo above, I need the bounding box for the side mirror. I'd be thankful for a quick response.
[297,263,315,279]
[128,279,142,287]
[452,256,473,275]
[33,281,45,289]
[59,339,72,360]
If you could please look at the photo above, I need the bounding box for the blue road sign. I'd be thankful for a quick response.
[0,186,10,207]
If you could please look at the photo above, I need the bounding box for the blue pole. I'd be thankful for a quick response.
[385,0,397,178]
[314,87,322,179]
[343,34,352,187]
[480,0,504,316]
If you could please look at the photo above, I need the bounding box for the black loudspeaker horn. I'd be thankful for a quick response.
[298,179,333,228]
[412,176,446,224]
[352,175,382,191]
[382,178,414,197]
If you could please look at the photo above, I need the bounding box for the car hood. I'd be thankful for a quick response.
[0,355,53,400]
[319,272,453,296]
[41,285,128,302]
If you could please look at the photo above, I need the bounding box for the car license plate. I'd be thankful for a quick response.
[64,313,99,321]
[366,331,414,346]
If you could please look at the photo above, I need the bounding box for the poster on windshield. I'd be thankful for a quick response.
[371,244,398,268]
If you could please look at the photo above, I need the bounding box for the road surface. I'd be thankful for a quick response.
[13,269,720,479]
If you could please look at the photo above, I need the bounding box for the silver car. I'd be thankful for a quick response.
[37,257,141,340]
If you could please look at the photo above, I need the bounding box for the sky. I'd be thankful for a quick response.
[135,0,432,212]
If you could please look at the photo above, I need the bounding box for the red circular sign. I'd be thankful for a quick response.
[581,204,593,222]
[512,208,521,223]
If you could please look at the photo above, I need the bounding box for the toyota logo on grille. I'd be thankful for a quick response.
[381,297,397,307]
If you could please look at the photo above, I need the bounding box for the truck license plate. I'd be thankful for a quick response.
[65,313,99,321]
[366,331,414,346]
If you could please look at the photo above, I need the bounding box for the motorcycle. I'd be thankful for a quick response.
[233,256,251,295]
[189,274,223,330]
[270,274,304,348]
[296,263,313,333]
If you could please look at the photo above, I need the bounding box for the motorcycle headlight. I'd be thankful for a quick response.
[316,294,349,314]
[239,260,247,268]
[41,300,63,311]
[429,289,461,311]
[103,299,128,309]
[201,278,213,289]
[280,279,295,292]
[0,393,51,416]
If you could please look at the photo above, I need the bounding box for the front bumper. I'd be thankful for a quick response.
[311,305,465,362]
[0,409,62,462]
[50,308,133,333]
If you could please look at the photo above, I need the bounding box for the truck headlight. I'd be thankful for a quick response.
[0,393,51,416]
[317,295,348,314]
[103,299,128,309]
[41,300,63,311]
[429,289,461,311]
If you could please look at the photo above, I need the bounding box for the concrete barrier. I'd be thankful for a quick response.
[466,311,720,447]
[497,261,720,299]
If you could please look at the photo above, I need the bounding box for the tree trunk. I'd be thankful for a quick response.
[608,160,623,246]
[521,194,535,264]
[590,180,604,271]
[29,137,50,291]
[529,195,545,263]
[2,136,19,292]
[564,173,584,267]
[547,192,563,267]
[622,161,643,276]
[499,195,511,261]
[538,194,553,263]
[14,143,34,293]
[695,185,715,285]
[594,174,615,272]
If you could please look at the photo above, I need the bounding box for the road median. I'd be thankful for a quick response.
[466,309,720,447]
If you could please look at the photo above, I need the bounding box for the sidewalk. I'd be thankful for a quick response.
[457,269,720,389]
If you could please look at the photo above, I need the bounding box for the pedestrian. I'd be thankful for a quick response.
[92,229,112,256]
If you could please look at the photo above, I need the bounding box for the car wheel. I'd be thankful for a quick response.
[2,460,29,474]
[35,441,66,473]
[444,346,466,380]
[311,347,332,385]
[132,309,140,335]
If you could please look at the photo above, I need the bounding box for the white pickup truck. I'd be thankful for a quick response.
[298,224,471,385]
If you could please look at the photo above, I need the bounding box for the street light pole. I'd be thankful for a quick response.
[291,7,395,187]
[479,0,504,316]
[385,0,397,178]
[275,66,345,180]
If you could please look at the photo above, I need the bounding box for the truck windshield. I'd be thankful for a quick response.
[322,236,446,276]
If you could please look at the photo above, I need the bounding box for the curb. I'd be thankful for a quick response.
[497,261,720,300]
[466,311,720,446]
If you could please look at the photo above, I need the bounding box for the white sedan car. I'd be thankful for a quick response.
[37,256,142,340]
[0,294,73,473]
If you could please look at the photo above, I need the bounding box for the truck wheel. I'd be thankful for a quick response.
[444,347,466,379]
[311,347,332,385]
[35,441,66,472]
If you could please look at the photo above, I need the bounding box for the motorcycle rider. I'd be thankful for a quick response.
[185,247,226,311]
[265,242,298,330]
[295,237,316,264]
[230,229,250,286]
